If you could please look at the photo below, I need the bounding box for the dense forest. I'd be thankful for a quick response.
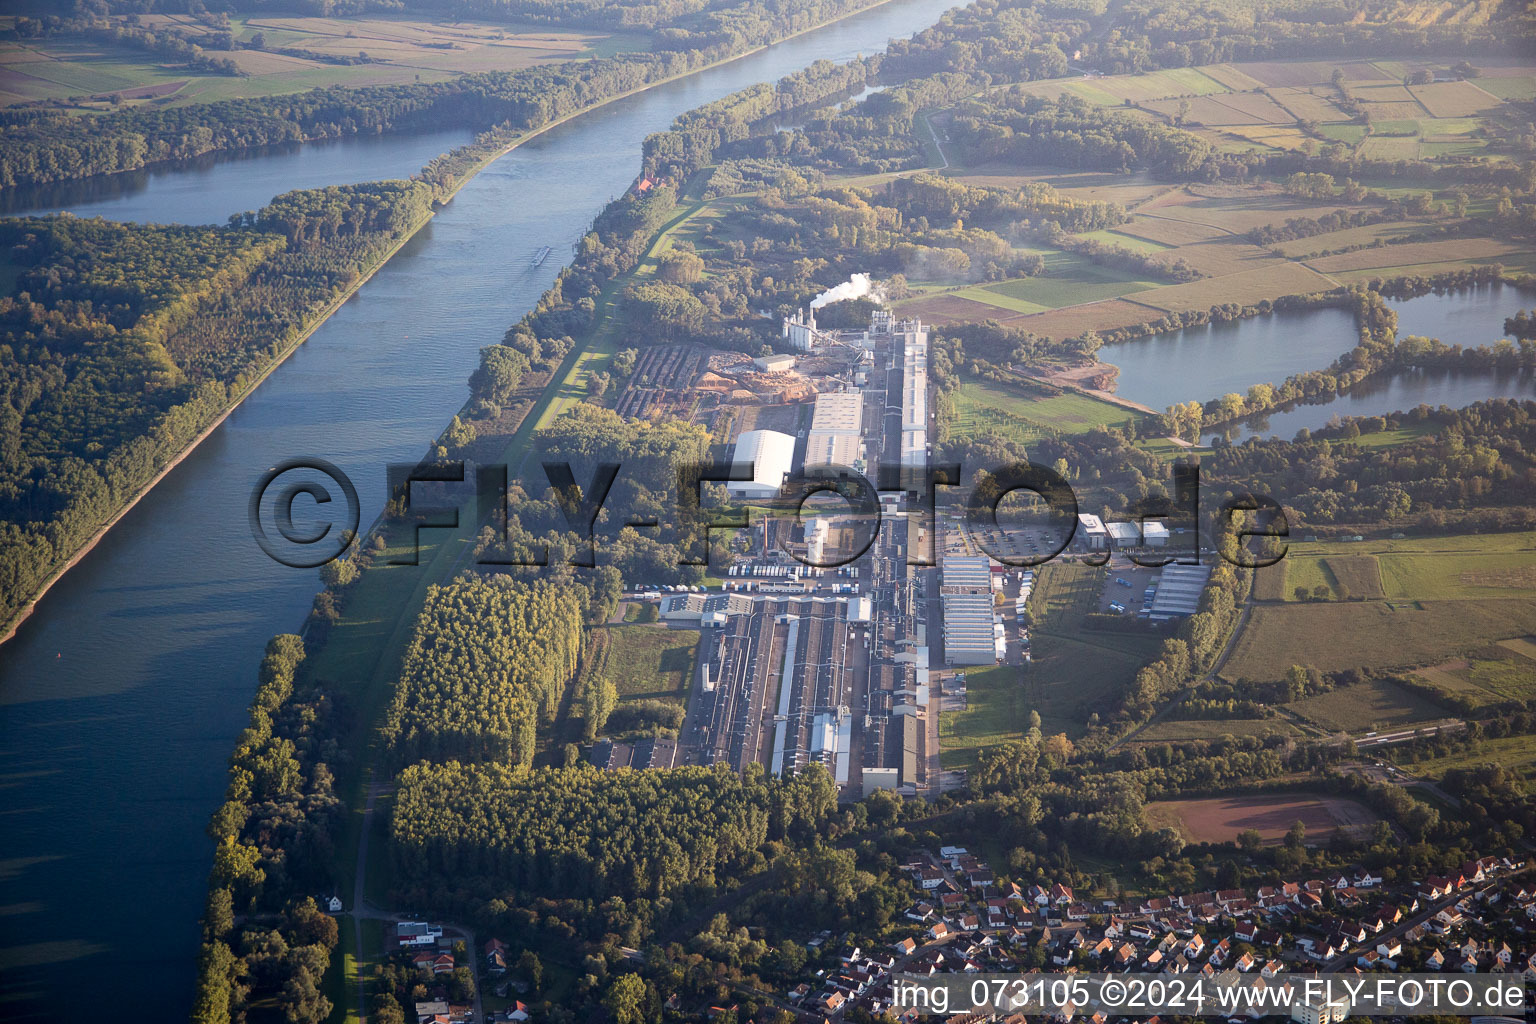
[391,761,838,901]
[382,575,584,764]
[0,183,430,632]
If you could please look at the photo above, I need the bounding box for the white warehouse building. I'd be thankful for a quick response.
[727,429,796,499]
[805,391,864,467]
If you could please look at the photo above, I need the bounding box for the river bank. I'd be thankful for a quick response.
[0,0,970,1015]
[0,0,906,650]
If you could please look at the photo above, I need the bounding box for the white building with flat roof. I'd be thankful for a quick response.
[898,319,929,472]
[1147,563,1211,618]
[806,391,864,467]
[753,352,796,372]
[1077,513,1108,550]
[1106,519,1170,548]
[728,429,796,499]
[942,555,997,665]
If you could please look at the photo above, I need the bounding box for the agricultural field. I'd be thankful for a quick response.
[1143,793,1380,845]
[1273,219,1441,258]
[1077,229,1175,254]
[1228,535,1536,686]
[997,56,1532,164]
[1222,599,1536,681]
[1304,237,1526,276]
[1414,641,1536,706]
[1285,677,1454,733]
[1002,298,1165,339]
[949,167,1175,209]
[1131,187,1377,235]
[1280,553,1386,600]
[1131,263,1338,313]
[898,251,1161,324]
[977,260,1160,308]
[0,14,621,108]
[1251,560,1289,601]
[1114,217,1229,247]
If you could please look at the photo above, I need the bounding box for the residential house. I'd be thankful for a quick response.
[411,951,455,975]
[485,938,508,975]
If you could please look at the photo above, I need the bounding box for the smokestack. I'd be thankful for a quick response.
[810,273,882,309]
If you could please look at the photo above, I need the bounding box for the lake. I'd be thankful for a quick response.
[1096,282,1536,441]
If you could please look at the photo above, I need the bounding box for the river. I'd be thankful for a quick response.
[0,127,475,226]
[0,0,963,1016]
[1096,282,1536,442]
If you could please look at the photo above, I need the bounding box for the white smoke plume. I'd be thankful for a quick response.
[809,273,883,309]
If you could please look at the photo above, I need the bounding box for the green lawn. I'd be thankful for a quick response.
[1134,437,1201,459]
[1350,423,1437,449]
[950,374,1142,440]
[596,624,698,701]
[940,663,1033,772]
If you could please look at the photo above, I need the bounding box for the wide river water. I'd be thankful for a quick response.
[0,0,963,1015]
[1098,282,1536,441]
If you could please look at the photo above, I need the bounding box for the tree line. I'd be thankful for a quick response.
[0,184,428,635]
[390,761,838,901]
[192,635,345,1024]
[0,0,892,190]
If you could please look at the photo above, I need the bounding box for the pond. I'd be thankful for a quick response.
[1096,282,1536,441]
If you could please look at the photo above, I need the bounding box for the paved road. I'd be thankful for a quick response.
[1319,870,1529,973]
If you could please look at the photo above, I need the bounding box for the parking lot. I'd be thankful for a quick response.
[1094,557,1162,617]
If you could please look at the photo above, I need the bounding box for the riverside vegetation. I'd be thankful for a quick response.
[159,0,1536,1018]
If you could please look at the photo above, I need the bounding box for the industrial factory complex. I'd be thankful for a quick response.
[598,308,1212,796]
